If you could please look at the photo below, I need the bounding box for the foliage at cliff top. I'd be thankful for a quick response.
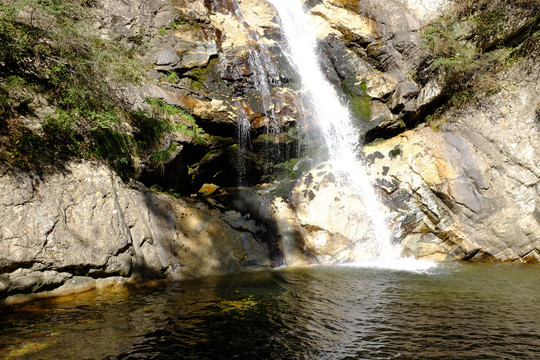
[419,0,540,112]
[0,0,145,173]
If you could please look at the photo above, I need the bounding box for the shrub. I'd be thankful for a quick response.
[419,0,539,110]
[130,110,172,152]
[150,142,178,172]
[4,125,45,169]
[145,97,207,143]
[43,110,79,154]
[90,128,134,178]
[167,71,180,84]
[0,0,145,171]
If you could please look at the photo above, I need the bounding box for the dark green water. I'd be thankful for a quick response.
[1,263,539,359]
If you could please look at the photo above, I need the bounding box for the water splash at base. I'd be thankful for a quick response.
[345,258,439,273]
[268,0,435,270]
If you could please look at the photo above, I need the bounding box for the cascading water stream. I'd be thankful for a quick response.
[224,1,283,185]
[268,0,429,268]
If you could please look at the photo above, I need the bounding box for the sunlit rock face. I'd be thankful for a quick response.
[437,73,540,263]
[371,92,540,263]
[288,75,540,263]
[395,0,453,24]
[0,162,270,303]
[88,0,461,194]
[289,164,387,264]
[286,155,475,264]
[364,128,484,262]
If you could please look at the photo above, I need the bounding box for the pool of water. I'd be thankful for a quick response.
[1,263,539,359]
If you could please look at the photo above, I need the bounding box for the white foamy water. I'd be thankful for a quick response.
[268,0,434,271]
[345,258,439,273]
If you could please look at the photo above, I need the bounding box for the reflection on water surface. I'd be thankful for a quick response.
[1,263,539,359]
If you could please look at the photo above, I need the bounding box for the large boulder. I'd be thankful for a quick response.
[289,164,384,264]
[0,161,271,305]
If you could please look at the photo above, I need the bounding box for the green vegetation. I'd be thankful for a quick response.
[129,98,211,177]
[43,111,79,153]
[148,185,182,198]
[147,97,193,120]
[164,188,182,198]
[146,97,208,144]
[0,0,143,173]
[167,71,180,84]
[218,296,259,319]
[185,58,218,91]
[4,125,45,169]
[131,110,171,152]
[419,0,540,112]
[341,79,371,122]
[150,142,178,169]
[0,0,204,178]
[156,14,202,36]
[171,18,201,31]
[274,157,301,180]
[90,128,133,178]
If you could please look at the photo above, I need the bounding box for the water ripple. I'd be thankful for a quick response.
[0,264,538,359]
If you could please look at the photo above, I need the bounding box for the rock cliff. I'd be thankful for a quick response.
[0,161,270,304]
[1,0,538,305]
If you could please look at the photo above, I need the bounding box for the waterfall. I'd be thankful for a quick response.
[268,0,400,264]
[225,2,283,185]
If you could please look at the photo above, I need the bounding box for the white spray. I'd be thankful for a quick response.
[268,0,400,264]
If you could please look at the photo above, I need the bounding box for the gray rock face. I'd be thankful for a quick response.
[285,69,539,264]
[0,163,133,279]
[0,161,270,304]
[302,0,456,132]
[95,0,178,40]
[439,72,540,262]
[152,32,218,71]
